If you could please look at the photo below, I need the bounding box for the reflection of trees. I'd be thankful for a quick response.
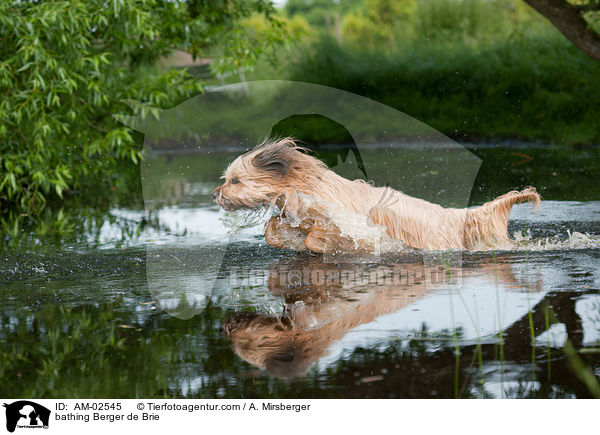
[0,165,144,250]
[0,203,145,250]
[2,251,598,398]
[1,287,597,398]
[314,290,599,398]
[0,299,244,398]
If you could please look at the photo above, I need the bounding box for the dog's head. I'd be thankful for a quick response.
[223,312,326,378]
[211,138,315,210]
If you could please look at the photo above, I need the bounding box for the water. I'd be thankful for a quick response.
[1,145,599,398]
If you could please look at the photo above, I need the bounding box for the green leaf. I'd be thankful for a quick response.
[1,0,287,213]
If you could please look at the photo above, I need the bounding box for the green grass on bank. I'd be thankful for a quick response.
[254,34,600,145]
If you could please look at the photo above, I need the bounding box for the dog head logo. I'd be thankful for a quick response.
[3,401,50,433]
[116,80,481,319]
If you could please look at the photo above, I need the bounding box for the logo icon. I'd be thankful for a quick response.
[116,80,481,318]
[3,401,50,433]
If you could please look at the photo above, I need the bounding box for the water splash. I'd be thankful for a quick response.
[219,207,271,234]
[217,195,600,254]
[509,229,600,251]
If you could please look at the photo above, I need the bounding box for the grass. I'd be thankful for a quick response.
[263,33,600,146]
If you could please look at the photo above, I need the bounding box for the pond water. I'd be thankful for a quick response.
[1,145,599,398]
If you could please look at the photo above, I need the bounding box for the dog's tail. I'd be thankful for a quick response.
[464,187,541,247]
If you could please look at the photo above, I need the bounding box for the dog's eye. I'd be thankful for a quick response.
[231,178,240,185]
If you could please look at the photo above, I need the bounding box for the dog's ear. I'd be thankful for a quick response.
[252,143,294,177]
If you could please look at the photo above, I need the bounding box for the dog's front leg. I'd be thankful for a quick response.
[304,225,379,255]
[265,216,309,252]
[274,188,301,222]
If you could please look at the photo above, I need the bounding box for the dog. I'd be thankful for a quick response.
[211,138,541,252]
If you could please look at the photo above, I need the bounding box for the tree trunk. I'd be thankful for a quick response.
[524,0,600,62]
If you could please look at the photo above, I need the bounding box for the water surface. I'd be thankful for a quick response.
[1,145,599,398]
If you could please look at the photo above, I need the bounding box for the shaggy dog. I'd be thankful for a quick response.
[211,138,541,253]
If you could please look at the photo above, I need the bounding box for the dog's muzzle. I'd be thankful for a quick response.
[212,190,236,210]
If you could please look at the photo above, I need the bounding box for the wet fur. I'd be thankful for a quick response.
[212,138,541,252]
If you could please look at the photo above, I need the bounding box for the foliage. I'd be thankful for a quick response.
[341,12,389,47]
[413,0,517,42]
[256,0,600,145]
[242,13,312,46]
[285,0,363,28]
[365,0,416,25]
[345,0,542,46]
[341,0,415,47]
[0,0,287,212]
[583,3,600,34]
[283,35,600,145]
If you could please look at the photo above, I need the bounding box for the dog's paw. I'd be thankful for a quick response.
[304,228,329,254]
[265,217,308,251]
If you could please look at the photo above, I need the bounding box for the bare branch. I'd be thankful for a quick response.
[524,0,600,62]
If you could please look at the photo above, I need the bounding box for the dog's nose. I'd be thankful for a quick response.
[211,191,217,200]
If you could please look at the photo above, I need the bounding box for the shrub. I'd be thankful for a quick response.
[284,34,600,144]
[0,0,286,212]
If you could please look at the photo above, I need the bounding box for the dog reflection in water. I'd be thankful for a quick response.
[212,138,540,253]
[223,257,538,378]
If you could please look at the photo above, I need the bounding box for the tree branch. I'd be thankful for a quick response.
[524,0,600,62]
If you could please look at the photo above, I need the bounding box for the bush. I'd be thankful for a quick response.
[0,0,286,212]
[284,34,600,144]
[342,12,389,47]
[413,0,509,42]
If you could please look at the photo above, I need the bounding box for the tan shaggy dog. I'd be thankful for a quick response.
[212,138,541,253]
